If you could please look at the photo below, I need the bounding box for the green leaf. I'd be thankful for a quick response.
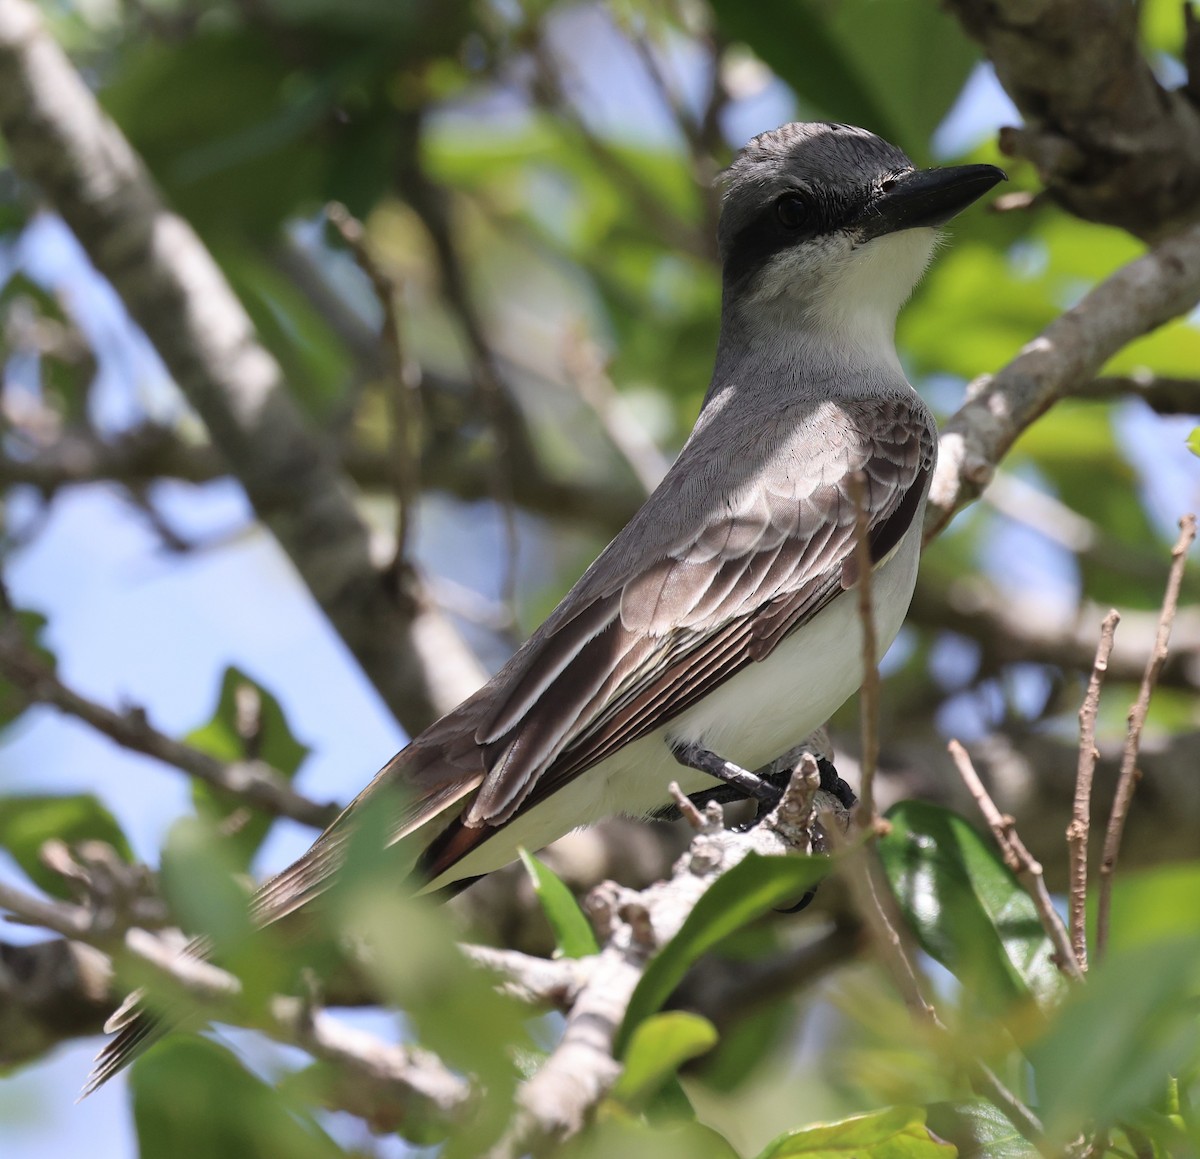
[0,609,55,727]
[1101,863,1200,956]
[131,1037,343,1159]
[158,815,254,952]
[218,245,352,417]
[186,667,309,870]
[518,848,599,959]
[1029,937,1200,1145]
[322,793,532,1156]
[0,793,132,898]
[925,1099,1035,1158]
[572,1115,742,1159]
[616,853,829,1056]
[707,0,977,159]
[879,801,1067,1014]
[1188,427,1200,458]
[611,1012,719,1112]
[756,1105,955,1158]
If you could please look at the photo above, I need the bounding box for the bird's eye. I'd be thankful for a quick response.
[775,193,811,230]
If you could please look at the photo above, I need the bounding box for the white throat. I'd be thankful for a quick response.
[718,228,936,388]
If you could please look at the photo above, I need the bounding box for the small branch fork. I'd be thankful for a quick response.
[1096,514,1198,959]
[482,760,845,1159]
[950,515,1195,986]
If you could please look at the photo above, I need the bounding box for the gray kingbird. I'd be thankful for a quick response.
[89,122,1002,1088]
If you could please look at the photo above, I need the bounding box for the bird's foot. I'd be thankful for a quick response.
[664,741,857,915]
[668,741,779,803]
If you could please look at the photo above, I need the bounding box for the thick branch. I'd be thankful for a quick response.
[0,937,112,1067]
[0,0,484,729]
[927,223,1200,536]
[947,0,1200,240]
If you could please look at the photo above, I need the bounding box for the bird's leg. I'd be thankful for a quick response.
[751,754,857,820]
[668,741,779,803]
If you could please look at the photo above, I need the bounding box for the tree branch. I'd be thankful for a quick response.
[1080,373,1200,414]
[488,768,846,1157]
[927,223,1200,536]
[0,0,484,730]
[0,937,112,1067]
[948,738,1083,982]
[946,0,1200,241]
[907,575,1200,691]
[0,609,339,830]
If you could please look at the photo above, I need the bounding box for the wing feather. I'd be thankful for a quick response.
[462,396,935,829]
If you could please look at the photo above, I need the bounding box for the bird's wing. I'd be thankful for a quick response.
[421,396,933,876]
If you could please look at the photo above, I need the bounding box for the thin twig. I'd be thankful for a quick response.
[948,740,1083,983]
[395,122,523,610]
[0,608,338,830]
[822,822,935,1020]
[848,470,880,827]
[561,323,669,494]
[823,819,1045,1141]
[326,202,423,574]
[1068,609,1120,972]
[1097,514,1197,959]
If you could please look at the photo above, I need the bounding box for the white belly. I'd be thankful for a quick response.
[426,525,922,890]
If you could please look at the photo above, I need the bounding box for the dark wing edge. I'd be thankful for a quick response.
[422,398,934,880]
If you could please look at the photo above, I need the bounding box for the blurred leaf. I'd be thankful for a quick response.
[1142,0,1188,54]
[1030,937,1200,1144]
[817,0,979,158]
[611,1012,718,1112]
[155,812,299,1016]
[218,245,352,416]
[323,792,530,1155]
[158,814,253,949]
[0,275,94,423]
[261,0,472,39]
[756,1105,954,1158]
[708,0,976,158]
[1099,863,1200,956]
[573,1111,740,1158]
[186,667,309,871]
[518,848,599,958]
[0,793,131,899]
[694,997,792,1092]
[102,32,333,235]
[879,801,1067,1014]
[617,853,829,1056]
[925,1100,1034,1158]
[0,608,55,727]
[131,1037,343,1159]
[1188,427,1200,457]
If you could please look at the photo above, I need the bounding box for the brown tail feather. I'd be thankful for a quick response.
[83,734,487,1096]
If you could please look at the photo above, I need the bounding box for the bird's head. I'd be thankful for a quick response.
[717,122,1004,354]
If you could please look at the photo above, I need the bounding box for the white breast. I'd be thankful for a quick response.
[425,522,923,890]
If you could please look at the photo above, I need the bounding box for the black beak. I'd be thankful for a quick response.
[857,163,1006,240]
